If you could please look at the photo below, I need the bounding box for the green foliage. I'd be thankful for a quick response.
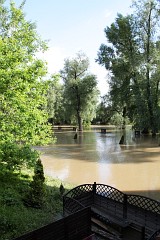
[94,95,113,124]
[59,183,65,196]
[0,168,73,240]
[0,142,39,171]
[60,52,99,130]
[47,74,65,124]
[110,113,123,127]
[97,0,160,134]
[24,159,46,208]
[83,120,91,130]
[0,1,54,145]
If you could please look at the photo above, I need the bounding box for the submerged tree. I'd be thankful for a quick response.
[97,0,160,135]
[60,52,99,131]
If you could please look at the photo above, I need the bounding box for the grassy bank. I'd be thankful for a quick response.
[0,169,74,240]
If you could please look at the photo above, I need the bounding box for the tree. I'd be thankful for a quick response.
[97,0,160,135]
[0,1,53,145]
[0,1,54,170]
[24,158,46,208]
[47,74,65,125]
[132,0,160,135]
[94,95,112,124]
[97,13,139,128]
[60,52,99,131]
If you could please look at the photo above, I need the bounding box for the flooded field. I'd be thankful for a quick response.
[37,127,160,200]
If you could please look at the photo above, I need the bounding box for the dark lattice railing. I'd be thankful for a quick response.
[127,194,160,213]
[63,182,160,238]
[95,183,124,202]
[64,183,160,214]
[64,184,93,199]
[63,196,85,215]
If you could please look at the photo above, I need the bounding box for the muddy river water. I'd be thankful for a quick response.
[37,127,160,201]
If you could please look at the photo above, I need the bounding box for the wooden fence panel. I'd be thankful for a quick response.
[66,207,91,240]
[63,183,160,236]
[13,207,91,240]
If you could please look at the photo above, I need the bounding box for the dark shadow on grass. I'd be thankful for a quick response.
[0,168,72,239]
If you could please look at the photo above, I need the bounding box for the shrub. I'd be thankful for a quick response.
[0,142,39,171]
[24,159,46,208]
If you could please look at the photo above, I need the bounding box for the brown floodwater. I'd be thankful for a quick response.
[36,127,160,201]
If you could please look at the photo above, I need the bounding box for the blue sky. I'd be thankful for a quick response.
[12,0,133,95]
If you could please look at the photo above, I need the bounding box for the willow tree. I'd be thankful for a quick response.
[97,0,160,135]
[60,52,99,131]
[47,74,65,125]
[0,1,53,170]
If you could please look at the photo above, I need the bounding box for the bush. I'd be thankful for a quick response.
[24,159,46,208]
[0,142,39,171]
[0,169,73,240]
[83,121,91,130]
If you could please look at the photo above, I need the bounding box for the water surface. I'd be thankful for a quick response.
[37,128,160,200]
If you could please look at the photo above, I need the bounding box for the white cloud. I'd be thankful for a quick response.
[90,61,109,96]
[38,46,68,74]
[104,9,112,19]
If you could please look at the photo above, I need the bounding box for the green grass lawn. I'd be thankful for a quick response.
[0,169,74,240]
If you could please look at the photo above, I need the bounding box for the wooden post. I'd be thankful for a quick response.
[123,194,127,219]
[93,182,96,194]
[101,128,106,133]
[135,130,140,136]
[93,182,96,204]
[141,226,145,240]
[63,195,65,217]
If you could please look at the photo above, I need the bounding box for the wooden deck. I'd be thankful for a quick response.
[91,201,151,239]
[63,183,160,240]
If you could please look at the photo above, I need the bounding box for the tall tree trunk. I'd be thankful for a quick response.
[76,86,83,131]
[122,106,127,129]
[120,106,126,145]
[78,114,83,131]
[146,6,156,136]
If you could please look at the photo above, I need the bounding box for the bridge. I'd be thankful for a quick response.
[63,182,160,240]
